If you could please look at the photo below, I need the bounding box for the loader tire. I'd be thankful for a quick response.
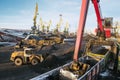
[31,58,39,65]
[15,58,23,66]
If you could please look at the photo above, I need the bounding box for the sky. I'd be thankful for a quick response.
[0,0,120,33]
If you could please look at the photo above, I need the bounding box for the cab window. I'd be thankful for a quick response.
[26,50,34,55]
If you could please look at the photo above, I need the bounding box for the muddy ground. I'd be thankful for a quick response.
[0,42,83,80]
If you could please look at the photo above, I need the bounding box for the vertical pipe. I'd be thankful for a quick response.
[73,0,90,61]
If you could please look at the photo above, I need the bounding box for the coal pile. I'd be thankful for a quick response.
[0,42,75,80]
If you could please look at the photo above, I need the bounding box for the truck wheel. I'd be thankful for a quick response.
[31,58,39,65]
[15,58,23,66]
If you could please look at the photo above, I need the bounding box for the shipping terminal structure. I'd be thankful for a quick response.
[31,0,120,80]
[0,0,120,80]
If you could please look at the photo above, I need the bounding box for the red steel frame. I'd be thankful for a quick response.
[73,0,104,61]
[92,0,104,32]
[73,0,90,61]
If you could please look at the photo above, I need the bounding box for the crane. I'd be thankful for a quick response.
[47,20,52,32]
[54,14,63,34]
[72,0,114,69]
[39,17,45,32]
[31,3,39,34]
[33,3,38,27]
[63,21,69,37]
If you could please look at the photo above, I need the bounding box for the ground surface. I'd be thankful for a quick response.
[0,40,120,80]
[0,42,78,80]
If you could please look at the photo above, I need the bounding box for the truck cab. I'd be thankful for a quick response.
[10,47,43,66]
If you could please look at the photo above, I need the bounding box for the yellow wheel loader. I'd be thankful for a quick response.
[10,47,44,66]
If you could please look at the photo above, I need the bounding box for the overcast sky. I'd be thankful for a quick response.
[0,0,120,33]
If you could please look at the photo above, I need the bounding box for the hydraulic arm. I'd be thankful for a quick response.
[73,0,90,62]
[73,0,105,62]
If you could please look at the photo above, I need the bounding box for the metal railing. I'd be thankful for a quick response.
[78,51,110,80]
[78,59,104,80]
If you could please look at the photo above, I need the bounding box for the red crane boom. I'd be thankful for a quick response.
[73,0,105,61]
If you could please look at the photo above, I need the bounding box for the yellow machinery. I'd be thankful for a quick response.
[39,17,45,32]
[39,19,52,33]
[63,21,69,37]
[47,20,52,32]
[33,3,38,27]
[15,34,64,48]
[10,47,43,66]
[60,61,90,79]
[24,34,63,46]
[31,2,39,34]
[54,14,63,34]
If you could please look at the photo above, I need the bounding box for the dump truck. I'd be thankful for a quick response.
[10,47,44,66]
